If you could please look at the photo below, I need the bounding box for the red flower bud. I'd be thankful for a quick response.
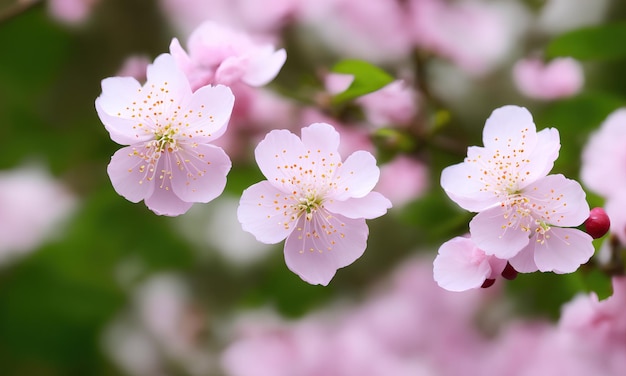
[501,262,518,280]
[481,278,496,288]
[584,207,611,239]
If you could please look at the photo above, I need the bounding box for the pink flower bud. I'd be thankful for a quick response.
[584,207,611,239]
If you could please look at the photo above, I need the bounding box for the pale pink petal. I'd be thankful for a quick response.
[524,174,590,227]
[482,105,538,153]
[300,122,340,154]
[215,56,249,85]
[145,54,191,101]
[469,205,530,258]
[440,149,501,212]
[324,192,391,219]
[143,157,193,216]
[144,185,193,216]
[179,84,235,142]
[170,144,231,203]
[433,236,492,291]
[95,77,152,145]
[254,129,308,189]
[169,38,193,75]
[107,145,156,203]
[332,151,380,200]
[517,127,561,189]
[284,212,368,285]
[238,181,297,244]
[242,47,287,87]
[533,227,594,273]
[508,241,539,273]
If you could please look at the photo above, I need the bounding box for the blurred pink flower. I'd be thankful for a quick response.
[433,236,507,292]
[116,55,151,82]
[581,108,626,200]
[357,80,418,128]
[220,258,495,376]
[408,0,515,75]
[0,165,77,263]
[159,0,297,36]
[238,123,391,285]
[375,156,428,207]
[513,57,584,100]
[441,106,593,273]
[95,53,234,216]
[48,0,99,25]
[295,0,413,63]
[170,21,286,91]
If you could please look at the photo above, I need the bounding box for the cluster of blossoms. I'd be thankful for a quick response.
[95,21,390,284]
[435,105,594,291]
[217,259,626,376]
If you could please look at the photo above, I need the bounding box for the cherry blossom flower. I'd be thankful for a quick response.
[237,122,391,285]
[95,53,235,216]
[169,21,287,91]
[441,105,593,273]
[433,236,507,292]
[512,57,584,100]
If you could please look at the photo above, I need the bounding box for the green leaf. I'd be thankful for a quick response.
[546,22,626,60]
[331,59,394,104]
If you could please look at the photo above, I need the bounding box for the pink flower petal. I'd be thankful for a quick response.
[144,185,193,216]
[180,84,235,142]
[145,54,190,100]
[517,127,561,190]
[238,181,297,244]
[433,236,492,292]
[170,143,231,203]
[508,241,539,273]
[107,145,156,203]
[332,151,380,200]
[300,122,341,154]
[96,77,152,145]
[143,158,193,216]
[482,105,538,153]
[440,147,502,212]
[254,129,308,189]
[324,192,391,220]
[469,205,530,259]
[284,212,368,285]
[533,227,594,273]
[524,174,589,227]
[242,47,287,87]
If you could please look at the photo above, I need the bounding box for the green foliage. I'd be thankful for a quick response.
[330,59,394,104]
[546,22,626,61]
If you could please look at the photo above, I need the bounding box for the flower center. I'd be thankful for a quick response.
[502,194,552,238]
[296,195,323,220]
[154,124,179,152]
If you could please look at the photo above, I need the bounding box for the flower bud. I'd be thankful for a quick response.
[501,262,518,280]
[481,278,496,288]
[584,207,611,239]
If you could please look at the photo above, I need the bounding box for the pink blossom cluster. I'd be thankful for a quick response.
[436,105,594,291]
[581,109,626,245]
[220,259,626,376]
[96,21,287,216]
[159,0,523,75]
